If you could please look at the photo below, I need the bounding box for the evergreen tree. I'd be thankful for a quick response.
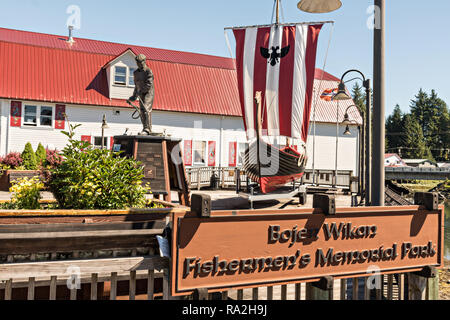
[428,90,450,160]
[385,104,404,153]
[410,89,450,161]
[351,82,366,117]
[410,88,429,136]
[401,114,433,160]
[35,143,46,166]
[21,142,38,170]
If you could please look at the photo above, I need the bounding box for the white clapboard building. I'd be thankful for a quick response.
[0,27,362,175]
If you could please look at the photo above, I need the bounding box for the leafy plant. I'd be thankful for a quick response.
[47,123,149,209]
[45,149,63,168]
[10,176,44,209]
[35,143,47,166]
[1,152,23,169]
[22,143,38,170]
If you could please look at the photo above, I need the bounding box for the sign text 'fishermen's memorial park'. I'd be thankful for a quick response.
[171,206,444,296]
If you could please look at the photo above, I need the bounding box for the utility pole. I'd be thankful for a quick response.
[372,0,385,206]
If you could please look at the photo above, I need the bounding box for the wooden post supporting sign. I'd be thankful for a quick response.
[407,192,440,300]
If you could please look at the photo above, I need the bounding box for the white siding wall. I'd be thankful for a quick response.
[0,100,248,167]
[306,122,360,175]
[0,99,360,176]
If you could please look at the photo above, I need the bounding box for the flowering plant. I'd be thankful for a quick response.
[1,152,23,168]
[10,176,44,209]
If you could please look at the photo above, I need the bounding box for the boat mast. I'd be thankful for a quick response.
[276,0,280,24]
[255,92,263,185]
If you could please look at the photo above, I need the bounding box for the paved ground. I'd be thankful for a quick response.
[190,189,353,210]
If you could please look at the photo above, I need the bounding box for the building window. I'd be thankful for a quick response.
[23,105,53,127]
[23,105,37,126]
[193,141,206,166]
[128,68,136,86]
[237,143,249,166]
[93,136,108,149]
[114,66,127,85]
[40,106,53,127]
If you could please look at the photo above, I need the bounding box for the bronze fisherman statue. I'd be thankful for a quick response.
[128,54,154,135]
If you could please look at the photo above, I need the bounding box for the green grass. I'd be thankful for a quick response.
[398,180,443,193]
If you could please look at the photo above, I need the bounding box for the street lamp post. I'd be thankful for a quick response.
[342,105,364,199]
[333,70,371,206]
[373,0,385,206]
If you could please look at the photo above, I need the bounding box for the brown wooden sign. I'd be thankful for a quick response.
[171,206,444,296]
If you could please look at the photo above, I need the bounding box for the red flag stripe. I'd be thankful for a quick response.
[232,29,247,134]
[301,24,323,142]
[253,27,271,135]
[278,26,296,137]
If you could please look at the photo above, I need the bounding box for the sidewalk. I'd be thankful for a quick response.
[190,189,353,210]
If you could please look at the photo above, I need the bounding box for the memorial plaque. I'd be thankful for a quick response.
[171,205,445,296]
[112,135,191,206]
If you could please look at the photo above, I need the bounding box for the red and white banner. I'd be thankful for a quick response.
[10,101,22,127]
[55,104,66,130]
[208,141,216,167]
[229,142,237,167]
[81,135,92,144]
[233,24,322,142]
[183,140,193,166]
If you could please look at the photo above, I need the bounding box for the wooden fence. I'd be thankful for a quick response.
[186,167,356,191]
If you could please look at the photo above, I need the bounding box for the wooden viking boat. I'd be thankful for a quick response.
[242,93,308,194]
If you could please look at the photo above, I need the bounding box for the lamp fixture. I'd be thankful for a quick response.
[297,0,342,14]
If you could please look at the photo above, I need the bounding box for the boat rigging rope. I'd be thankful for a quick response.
[309,22,335,184]
[308,21,335,140]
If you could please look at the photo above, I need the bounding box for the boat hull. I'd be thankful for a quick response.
[243,139,307,194]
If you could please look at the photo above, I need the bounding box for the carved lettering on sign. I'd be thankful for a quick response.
[145,167,156,179]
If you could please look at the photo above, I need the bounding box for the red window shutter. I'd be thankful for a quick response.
[229,142,237,167]
[81,135,92,144]
[183,140,192,166]
[208,141,216,167]
[55,105,66,130]
[110,137,115,150]
[10,101,22,127]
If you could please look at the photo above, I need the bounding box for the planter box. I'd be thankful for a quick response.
[0,170,41,191]
[0,206,187,300]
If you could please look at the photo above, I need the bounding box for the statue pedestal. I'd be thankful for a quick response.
[112,135,190,206]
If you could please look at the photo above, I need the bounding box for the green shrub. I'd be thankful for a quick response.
[47,124,148,209]
[36,143,46,166]
[10,176,43,209]
[22,143,38,170]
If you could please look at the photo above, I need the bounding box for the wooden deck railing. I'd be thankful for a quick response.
[186,167,357,191]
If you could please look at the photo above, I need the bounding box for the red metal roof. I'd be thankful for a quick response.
[0,28,241,116]
[0,27,235,70]
[0,27,361,123]
[314,68,341,82]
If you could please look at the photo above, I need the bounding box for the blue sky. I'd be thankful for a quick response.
[1,0,449,117]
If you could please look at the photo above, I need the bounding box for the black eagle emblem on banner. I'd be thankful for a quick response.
[260,45,290,66]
